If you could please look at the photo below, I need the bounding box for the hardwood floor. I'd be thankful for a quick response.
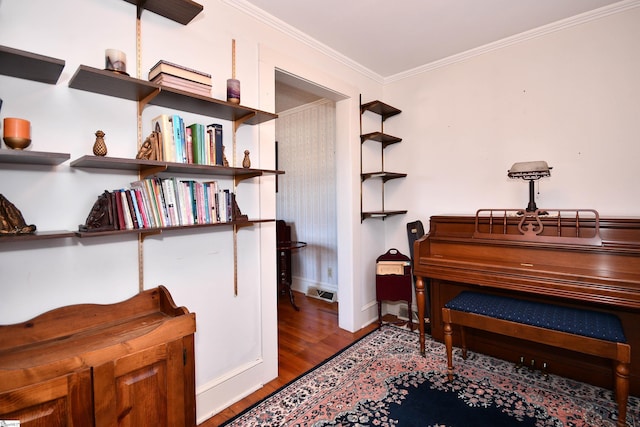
[202,291,379,426]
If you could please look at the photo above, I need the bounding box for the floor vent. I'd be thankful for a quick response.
[307,286,337,303]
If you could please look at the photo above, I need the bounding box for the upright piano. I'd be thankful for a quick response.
[413,209,640,395]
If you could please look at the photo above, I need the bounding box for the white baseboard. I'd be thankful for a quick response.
[196,358,269,424]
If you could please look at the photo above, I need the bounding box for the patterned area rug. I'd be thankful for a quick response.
[222,325,640,426]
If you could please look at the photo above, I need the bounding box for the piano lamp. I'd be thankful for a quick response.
[507,161,552,212]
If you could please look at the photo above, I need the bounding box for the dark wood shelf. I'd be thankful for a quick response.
[0,45,65,84]
[75,219,274,238]
[360,131,402,147]
[69,65,278,125]
[0,149,70,166]
[70,155,283,180]
[360,100,401,121]
[361,171,407,183]
[0,230,75,242]
[361,210,408,221]
[360,96,406,222]
[122,0,203,25]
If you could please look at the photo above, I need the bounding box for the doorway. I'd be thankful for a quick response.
[274,69,345,306]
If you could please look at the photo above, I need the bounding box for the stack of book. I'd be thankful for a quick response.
[149,60,212,97]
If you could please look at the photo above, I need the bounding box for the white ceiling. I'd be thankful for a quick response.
[229,0,628,79]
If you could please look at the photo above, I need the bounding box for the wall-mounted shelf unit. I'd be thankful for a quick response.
[0,45,65,84]
[360,97,407,222]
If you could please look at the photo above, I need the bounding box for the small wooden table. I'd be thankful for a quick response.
[278,240,307,310]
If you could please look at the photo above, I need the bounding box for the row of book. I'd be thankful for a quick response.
[152,114,224,166]
[106,178,237,231]
[149,60,212,97]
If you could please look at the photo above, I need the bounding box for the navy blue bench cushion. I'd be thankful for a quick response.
[445,291,626,343]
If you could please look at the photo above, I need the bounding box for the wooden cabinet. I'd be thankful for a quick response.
[359,96,407,221]
[0,286,196,426]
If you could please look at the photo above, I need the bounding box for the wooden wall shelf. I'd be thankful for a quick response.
[0,45,65,84]
[75,219,273,238]
[122,0,203,25]
[69,65,278,125]
[0,231,76,242]
[70,155,283,180]
[0,150,70,166]
[360,96,407,222]
[360,100,401,121]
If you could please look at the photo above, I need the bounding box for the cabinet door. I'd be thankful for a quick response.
[93,337,195,427]
[0,369,93,426]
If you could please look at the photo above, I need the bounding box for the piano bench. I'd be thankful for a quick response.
[442,291,631,427]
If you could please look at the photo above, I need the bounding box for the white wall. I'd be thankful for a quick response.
[381,5,640,253]
[0,0,380,423]
[2,0,638,423]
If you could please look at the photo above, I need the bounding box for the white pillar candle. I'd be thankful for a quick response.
[105,49,127,74]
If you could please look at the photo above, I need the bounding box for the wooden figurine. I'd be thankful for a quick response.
[242,150,251,168]
[222,145,230,167]
[136,132,162,161]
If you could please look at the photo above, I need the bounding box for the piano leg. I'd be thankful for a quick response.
[416,276,426,355]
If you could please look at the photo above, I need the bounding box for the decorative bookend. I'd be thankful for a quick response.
[232,194,248,222]
[136,131,162,161]
[79,190,116,232]
[0,194,36,235]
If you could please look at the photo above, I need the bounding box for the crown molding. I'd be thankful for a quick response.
[222,0,386,84]
[385,0,640,84]
[224,0,640,86]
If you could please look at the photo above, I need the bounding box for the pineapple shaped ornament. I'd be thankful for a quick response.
[92,130,107,156]
[242,150,251,168]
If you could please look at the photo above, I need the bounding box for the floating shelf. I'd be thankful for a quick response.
[361,210,409,221]
[361,171,407,183]
[70,155,283,181]
[69,65,277,125]
[0,150,70,166]
[0,45,65,84]
[122,0,203,25]
[360,100,401,121]
[360,131,402,147]
[0,230,75,242]
[75,219,273,238]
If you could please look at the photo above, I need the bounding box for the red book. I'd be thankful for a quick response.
[113,190,126,230]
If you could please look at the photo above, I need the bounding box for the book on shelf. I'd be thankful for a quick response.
[89,180,240,232]
[171,114,187,164]
[150,73,212,96]
[125,189,141,229]
[114,189,126,230]
[207,123,224,166]
[149,60,212,85]
[188,123,207,165]
[185,127,193,164]
[119,190,134,230]
[151,114,175,163]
